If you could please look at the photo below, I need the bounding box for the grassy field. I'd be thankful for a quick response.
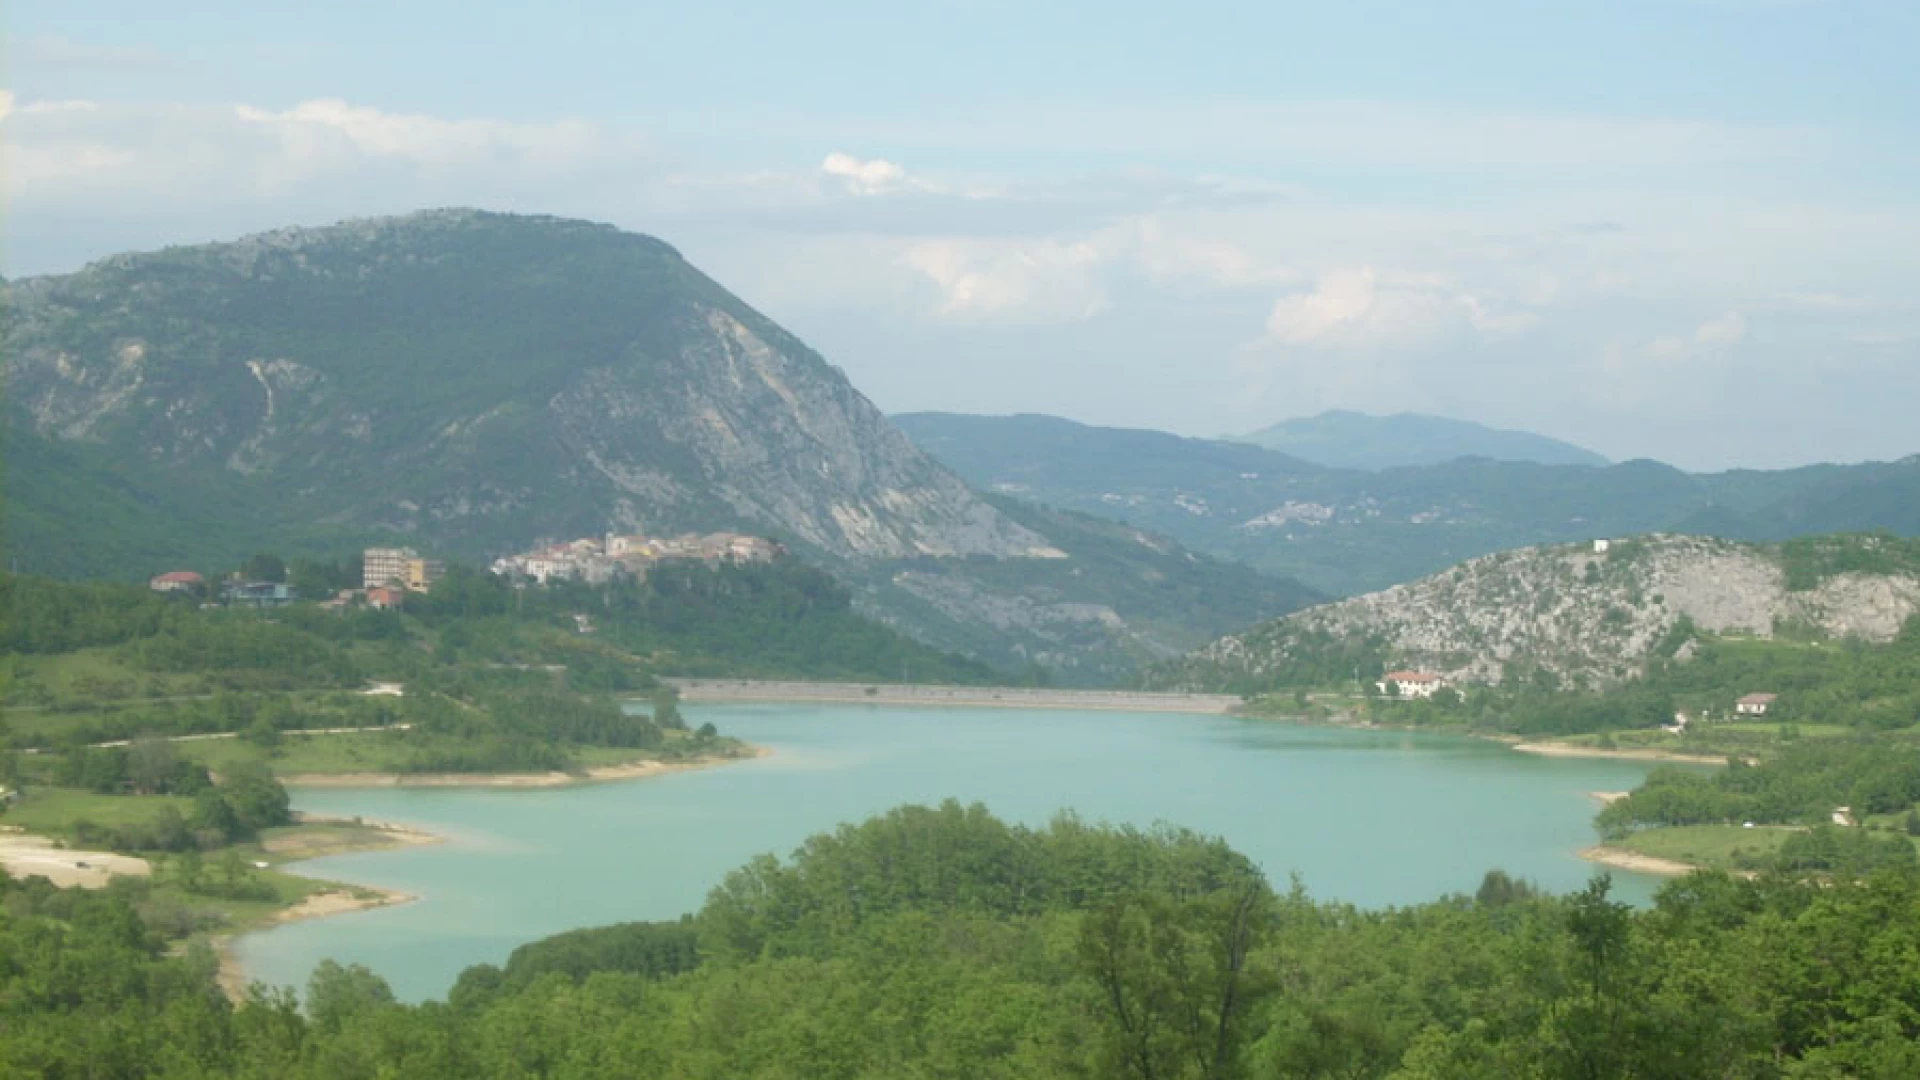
[1613,824,1797,871]
[2,787,197,834]
[1711,721,1857,738]
[183,730,416,775]
[1,648,207,712]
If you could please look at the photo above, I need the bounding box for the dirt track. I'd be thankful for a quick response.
[0,830,151,887]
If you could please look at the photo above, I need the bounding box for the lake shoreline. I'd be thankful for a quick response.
[223,747,770,996]
[1232,710,1734,765]
[1505,740,1733,765]
[668,678,1241,714]
[217,884,421,1000]
[1579,844,1700,876]
[277,745,771,789]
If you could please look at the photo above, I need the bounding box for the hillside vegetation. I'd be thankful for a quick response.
[1,558,991,769]
[1156,533,1920,694]
[9,802,1920,1077]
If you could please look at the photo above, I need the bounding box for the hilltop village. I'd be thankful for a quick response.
[490,531,785,585]
[142,531,787,609]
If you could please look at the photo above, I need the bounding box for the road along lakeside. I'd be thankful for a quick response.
[668,678,1241,714]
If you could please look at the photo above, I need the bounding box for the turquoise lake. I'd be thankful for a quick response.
[236,704,1677,1002]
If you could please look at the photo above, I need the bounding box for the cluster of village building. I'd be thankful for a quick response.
[490,531,785,585]
[146,531,784,610]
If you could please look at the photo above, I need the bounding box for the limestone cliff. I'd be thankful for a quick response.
[1158,534,1920,691]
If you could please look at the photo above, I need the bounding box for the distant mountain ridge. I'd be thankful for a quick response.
[1235,409,1610,469]
[1151,533,1920,694]
[893,412,1920,597]
[1,211,1318,682]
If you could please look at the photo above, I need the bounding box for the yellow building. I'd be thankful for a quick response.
[404,558,445,592]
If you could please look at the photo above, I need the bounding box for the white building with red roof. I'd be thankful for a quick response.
[148,571,204,593]
[1377,670,1447,699]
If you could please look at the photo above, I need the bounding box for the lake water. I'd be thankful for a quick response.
[237,704,1676,1002]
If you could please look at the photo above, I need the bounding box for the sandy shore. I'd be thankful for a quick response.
[1509,741,1734,765]
[0,829,151,888]
[280,812,446,849]
[1579,844,1700,876]
[669,678,1242,714]
[278,746,770,789]
[216,885,417,999]
[1589,790,1632,805]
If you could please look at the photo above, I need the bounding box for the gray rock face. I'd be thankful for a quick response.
[1176,534,1920,689]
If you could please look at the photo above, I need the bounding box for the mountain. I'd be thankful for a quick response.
[1235,409,1610,469]
[4,210,1043,563]
[1152,533,1920,694]
[893,412,1920,597]
[857,494,1323,684]
[1,211,1316,682]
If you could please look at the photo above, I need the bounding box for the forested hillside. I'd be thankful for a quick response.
[7,802,1920,1077]
[896,412,1920,596]
[1,558,994,769]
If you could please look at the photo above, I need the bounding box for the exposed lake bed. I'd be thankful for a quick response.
[237,703,1679,1001]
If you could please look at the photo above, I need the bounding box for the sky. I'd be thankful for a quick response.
[5,1,1919,471]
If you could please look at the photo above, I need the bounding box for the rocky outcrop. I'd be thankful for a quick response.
[1165,534,1920,690]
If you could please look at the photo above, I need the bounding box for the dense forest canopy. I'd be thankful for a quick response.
[4,803,1920,1077]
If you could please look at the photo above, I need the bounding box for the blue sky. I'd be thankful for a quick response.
[6,1,1919,469]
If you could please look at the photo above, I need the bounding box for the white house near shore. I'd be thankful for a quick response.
[1378,671,1446,699]
[1736,693,1778,716]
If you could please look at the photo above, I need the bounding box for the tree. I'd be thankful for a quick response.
[305,960,396,1033]
[243,553,287,583]
[127,737,187,795]
[1079,875,1275,1080]
[652,687,686,731]
[244,716,283,751]
[1474,869,1539,907]
[219,760,292,832]
[1547,875,1639,1079]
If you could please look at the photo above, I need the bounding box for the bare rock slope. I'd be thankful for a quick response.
[1161,534,1920,690]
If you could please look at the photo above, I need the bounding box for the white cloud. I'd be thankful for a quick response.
[902,237,1109,323]
[821,151,911,196]
[1259,267,1537,348]
[233,98,603,173]
[1264,267,1384,344]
